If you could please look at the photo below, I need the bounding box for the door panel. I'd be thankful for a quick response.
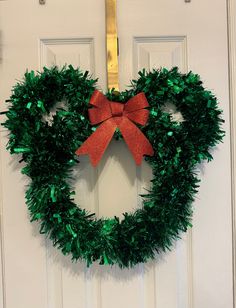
[118,1,232,307]
[0,1,233,308]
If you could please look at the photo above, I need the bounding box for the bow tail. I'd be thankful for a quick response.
[76,119,117,167]
[118,117,154,165]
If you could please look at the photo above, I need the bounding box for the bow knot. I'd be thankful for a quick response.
[76,90,154,166]
[110,102,124,117]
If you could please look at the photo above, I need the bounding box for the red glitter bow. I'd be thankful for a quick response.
[76,90,154,166]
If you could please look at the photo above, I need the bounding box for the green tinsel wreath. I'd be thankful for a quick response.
[2,66,224,268]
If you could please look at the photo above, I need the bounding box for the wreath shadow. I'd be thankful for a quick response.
[39,231,177,281]
[72,139,138,189]
[70,139,148,217]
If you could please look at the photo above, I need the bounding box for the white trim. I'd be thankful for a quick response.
[227,0,236,306]
[0,134,6,308]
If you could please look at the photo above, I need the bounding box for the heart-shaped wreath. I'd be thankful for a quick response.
[3,66,224,267]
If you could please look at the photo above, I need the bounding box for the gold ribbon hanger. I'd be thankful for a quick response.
[105,0,119,91]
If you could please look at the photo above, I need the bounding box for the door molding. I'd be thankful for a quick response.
[227,0,236,306]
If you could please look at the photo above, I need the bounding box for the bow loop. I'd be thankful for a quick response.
[76,90,154,166]
[124,92,149,113]
[126,109,149,126]
[88,90,111,124]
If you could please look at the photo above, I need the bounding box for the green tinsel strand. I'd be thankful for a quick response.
[2,66,224,268]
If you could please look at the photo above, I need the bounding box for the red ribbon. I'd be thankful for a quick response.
[76,90,154,166]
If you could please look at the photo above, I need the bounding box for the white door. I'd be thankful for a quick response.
[0,1,233,308]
